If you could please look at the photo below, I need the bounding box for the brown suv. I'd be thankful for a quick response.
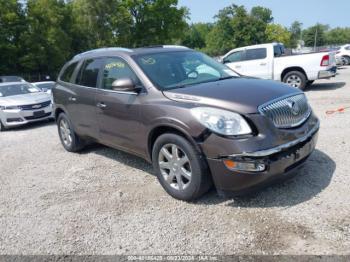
[52,46,319,201]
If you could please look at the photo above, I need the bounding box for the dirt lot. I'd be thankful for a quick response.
[1,67,350,255]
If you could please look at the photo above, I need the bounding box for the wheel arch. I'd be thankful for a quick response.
[281,67,308,81]
[54,107,66,121]
[147,124,203,162]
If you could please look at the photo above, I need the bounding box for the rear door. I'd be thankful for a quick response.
[95,57,144,153]
[68,58,104,138]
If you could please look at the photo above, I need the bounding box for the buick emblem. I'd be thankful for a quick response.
[287,100,300,116]
[32,104,41,109]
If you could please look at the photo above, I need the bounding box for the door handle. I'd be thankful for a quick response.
[260,62,267,66]
[235,65,241,69]
[68,97,76,102]
[97,102,107,109]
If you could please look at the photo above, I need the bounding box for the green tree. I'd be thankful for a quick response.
[0,0,26,75]
[70,0,132,50]
[265,24,291,46]
[325,27,350,45]
[251,6,273,23]
[205,4,273,56]
[289,21,302,48]
[125,0,188,47]
[19,0,72,79]
[303,23,329,47]
[182,23,212,50]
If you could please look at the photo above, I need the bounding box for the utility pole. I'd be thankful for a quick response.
[314,27,318,52]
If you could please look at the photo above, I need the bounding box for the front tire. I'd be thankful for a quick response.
[283,71,307,90]
[152,133,212,201]
[57,113,85,152]
[0,120,6,132]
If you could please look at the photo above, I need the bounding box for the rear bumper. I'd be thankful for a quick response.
[205,120,319,195]
[318,66,337,79]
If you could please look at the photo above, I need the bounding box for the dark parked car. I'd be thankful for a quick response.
[52,46,319,201]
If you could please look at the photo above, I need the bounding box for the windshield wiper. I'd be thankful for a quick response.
[218,75,239,81]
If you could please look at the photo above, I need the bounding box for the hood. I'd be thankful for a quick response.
[163,78,301,114]
[0,92,51,107]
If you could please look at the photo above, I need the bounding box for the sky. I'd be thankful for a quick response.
[178,0,350,29]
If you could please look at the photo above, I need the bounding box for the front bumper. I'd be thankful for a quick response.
[202,115,319,195]
[0,106,53,128]
[318,66,337,79]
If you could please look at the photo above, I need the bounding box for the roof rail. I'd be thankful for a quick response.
[73,47,133,59]
[141,45,189,49]
[162,45,189,49]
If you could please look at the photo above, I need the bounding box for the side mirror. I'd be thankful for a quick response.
[222,58,229,64]
[111,78,138,93]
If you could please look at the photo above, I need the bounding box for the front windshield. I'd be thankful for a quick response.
[133,50,239,90]
[0,83,41,97]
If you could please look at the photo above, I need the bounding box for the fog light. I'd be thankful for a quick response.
[223,159,266,172]
[6,118,23,123]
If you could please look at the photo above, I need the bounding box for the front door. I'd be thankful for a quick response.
[96,57,144,154]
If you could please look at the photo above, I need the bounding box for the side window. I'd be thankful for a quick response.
[245,48,267,61]
[102,57,140,90]
[76,58,104,88]
[345,46,350,50]
[60,62,78,83]
[225,51,244,63]
[274,45,283,57]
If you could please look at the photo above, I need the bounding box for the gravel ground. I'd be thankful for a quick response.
[1,67,350,255]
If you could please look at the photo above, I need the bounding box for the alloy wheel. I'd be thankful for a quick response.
[286,75,302,88]
[59,118,72,147]
[158,143,192,191]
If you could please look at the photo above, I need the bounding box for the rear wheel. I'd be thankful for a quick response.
[152,133,212,201]
[283,71,307,90]
[343,56,350,65]
[57,113,85,152]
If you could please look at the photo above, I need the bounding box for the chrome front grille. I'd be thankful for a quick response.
[259,94,311,128]
[20,101,51,110]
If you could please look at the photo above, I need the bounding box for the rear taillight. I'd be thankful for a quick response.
[320,55,330,66]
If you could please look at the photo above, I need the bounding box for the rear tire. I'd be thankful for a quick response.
[343,56,350,65]
[57,113,85,152]
[283,71,307,90]
[152,133,212,201]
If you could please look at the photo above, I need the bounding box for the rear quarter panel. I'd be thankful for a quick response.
[273,52,332,81]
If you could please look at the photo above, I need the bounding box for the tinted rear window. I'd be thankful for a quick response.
[76,58,104,88]
[245,48,267,60]
[60,62,78,82]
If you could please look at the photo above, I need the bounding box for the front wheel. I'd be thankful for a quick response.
[283,71,307,90]
[152,133,212,201]
[0,120,6,132]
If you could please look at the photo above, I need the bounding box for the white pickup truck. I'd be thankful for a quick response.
[221,43,337,90]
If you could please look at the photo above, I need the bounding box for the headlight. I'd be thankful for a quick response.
[191,107,252,136]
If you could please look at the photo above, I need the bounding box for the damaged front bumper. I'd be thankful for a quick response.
[201,115,320,195]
